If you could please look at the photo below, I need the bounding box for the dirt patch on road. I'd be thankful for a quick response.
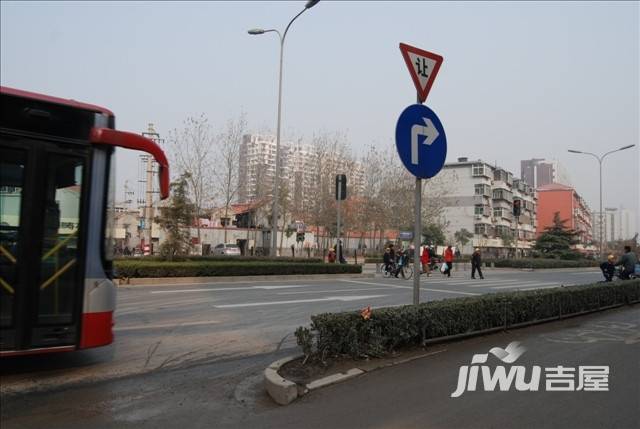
[279,346,447,386]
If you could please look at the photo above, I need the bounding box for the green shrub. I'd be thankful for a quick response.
[115,255,323,264]
[485,258,599,269]
[296,280,640,361]
[114,260,361,278]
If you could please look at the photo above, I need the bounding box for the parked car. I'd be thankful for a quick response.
[213,243,241,256]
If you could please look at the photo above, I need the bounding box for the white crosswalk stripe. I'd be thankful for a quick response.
[490,282,560,290]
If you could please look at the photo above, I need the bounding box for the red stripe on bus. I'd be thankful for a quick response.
[1,86,114,116]
[79,311,114,349]
[0,345,76,357]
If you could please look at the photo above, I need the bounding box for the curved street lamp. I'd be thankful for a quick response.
[568,144,636,258]
[248,0,320,256]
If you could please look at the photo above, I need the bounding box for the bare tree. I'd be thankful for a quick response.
[168,114,217,247]
[215,113,247,242]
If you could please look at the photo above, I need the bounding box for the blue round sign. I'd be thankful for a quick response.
[395,104,447,178]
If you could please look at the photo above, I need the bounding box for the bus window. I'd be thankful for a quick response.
[0,148,26,329]
[38,155,84,325]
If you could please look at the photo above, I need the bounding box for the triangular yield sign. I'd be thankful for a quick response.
[399,42,443,103]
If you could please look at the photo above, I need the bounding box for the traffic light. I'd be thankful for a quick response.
[335,174,347,200]
[513,199,522,217]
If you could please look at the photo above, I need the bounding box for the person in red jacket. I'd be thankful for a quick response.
[421,246,431,277]
[443,245,454,277]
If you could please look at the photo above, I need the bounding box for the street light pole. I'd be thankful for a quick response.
[568,144,635,259]
[248,0,319,257]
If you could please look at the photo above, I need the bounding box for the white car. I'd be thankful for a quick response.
[213,243,241,256]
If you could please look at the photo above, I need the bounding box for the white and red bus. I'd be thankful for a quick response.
[0,87,169,356]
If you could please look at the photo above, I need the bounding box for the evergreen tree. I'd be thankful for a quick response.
[454,228,474,249]
[154,174,196,259]
[533,212,580,259]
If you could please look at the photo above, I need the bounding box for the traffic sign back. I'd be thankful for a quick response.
[395,104,447,178]
[399,43,443,103]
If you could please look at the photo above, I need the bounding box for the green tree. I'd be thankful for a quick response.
[454,228,474,249]
[154,174,196,260]
[422,223,445,245]
[533,212,580,259]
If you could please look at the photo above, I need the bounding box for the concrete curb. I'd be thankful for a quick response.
[117,273,375,286]
[264,349,445,406]
[264,356,302,405]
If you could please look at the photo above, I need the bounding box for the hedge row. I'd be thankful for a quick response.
[487,258,599,269]
[364,257,598,268]
[115,255,323,264]
[295,280,640,360]
[114,260,361,278]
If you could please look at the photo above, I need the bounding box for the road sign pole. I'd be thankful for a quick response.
[413,92,422,305]
[414,176,422,305]
[337,186,341,263]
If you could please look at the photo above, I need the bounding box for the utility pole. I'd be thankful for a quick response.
[141,123,163,255]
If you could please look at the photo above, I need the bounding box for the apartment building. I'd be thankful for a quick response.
[438,157,537,256]
[237,134,365,212]
[536,183,593,245]
[521,158,571,188]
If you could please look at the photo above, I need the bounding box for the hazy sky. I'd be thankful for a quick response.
[2,1,639,233]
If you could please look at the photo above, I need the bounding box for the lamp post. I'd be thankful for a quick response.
[568,144,635,259]
[248,0,319,256]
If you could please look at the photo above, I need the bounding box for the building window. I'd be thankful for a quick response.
[493,208,502,218]
[474,224,486,235]
[475,184,491,196]
[472,164,485,177]
[474,205,484,215]
[492,189,513,201]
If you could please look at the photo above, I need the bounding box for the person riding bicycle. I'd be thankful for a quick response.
[383,247,393,274]
[394,247,406,278]
[600,254,615,282]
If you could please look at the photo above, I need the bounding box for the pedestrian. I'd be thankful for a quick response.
[615,245,638,280]
[328,247,336,263]
[338,240,347,264]
[471,248,484,279]
[443,245,454,277]
[421,246,431,276]
[600,254,616,282]
[123,246,131,256]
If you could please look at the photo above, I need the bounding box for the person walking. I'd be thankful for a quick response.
[421,246,431,276]
[471,248,484,279]
[444,245,454,277]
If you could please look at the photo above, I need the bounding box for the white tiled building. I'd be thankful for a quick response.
[437,157,537,256]
[237,134,365,212]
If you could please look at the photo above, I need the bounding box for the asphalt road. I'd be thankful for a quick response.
[1,267,606,394]
[2,303,637,429]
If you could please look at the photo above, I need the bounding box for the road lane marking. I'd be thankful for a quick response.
[114,320,221,331]
[341,279,396,286]
[567,272,602,275]
[213,295,388,308]
[150,284,311,294]
[516,285,562,290]
[341,279,480,295]
[465,280,548,288]
[420,288,480,296]
[277,287,390,295]
[490,282,560,290]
